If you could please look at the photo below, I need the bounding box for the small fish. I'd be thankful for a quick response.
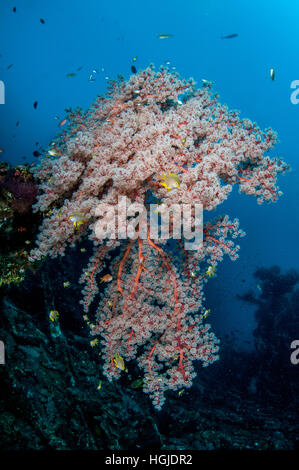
[178,389,185,397]
[132,56,137,62]
[202,308,211,319]
[90,339,99,347]
[0,148,3,153]
[97,381,102,390]
[157,34,172,39]
[77,66,83,71]
[113,353,127,372]
[16,121,19,126]
[40,18,45,24]
[131,378,143,389]
[153,203,164,216]
[13,7,16,13]
[49,310,59,322]
[159,172,180,191]
[100,273,113,283]
[63,281,71,288]
[59,119,67,127]
[80,247,86,253]
[48,148,59,157]
[69,211,87,228]
[33,101,38,109]
[202,79,213,88]
[56,208,63,218]
[206,265,216,278]
[256,283,262,292]
[33,150,42,157]
[66,72,76,78]
[221,33,238,39]
[131,65,137,74]
[7,64,13,70]
[270,68,275,81]
[88,74,96,82]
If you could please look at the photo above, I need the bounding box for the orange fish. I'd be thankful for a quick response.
[59,119,67,127]
[100,274,113,283]
[17,227,27,232]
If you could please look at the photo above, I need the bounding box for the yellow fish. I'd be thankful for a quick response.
[114,353,128,372]
[48,149,59,157]
[69,211,87,228]
[159,172,180,191]
[49,310,59,322]
[153,203,164,216]
[206,265,216,278]
[202,309,211,319]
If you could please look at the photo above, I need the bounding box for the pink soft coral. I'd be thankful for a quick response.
[30,66,288,409]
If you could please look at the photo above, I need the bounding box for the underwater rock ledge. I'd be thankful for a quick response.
[0,261,298,450]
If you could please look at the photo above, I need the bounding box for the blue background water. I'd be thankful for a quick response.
[0,0,298,345]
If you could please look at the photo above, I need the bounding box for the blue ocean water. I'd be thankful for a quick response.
[1,0,298,343]
[0,0,299,450]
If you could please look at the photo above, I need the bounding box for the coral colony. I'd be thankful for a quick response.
[29,66,288,409]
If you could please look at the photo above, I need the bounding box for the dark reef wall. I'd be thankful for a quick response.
[0,258,298,450]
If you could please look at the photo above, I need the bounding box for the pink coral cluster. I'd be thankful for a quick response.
[30,65,288,409]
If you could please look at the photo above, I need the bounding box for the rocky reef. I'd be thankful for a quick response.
[0,255,298,449]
